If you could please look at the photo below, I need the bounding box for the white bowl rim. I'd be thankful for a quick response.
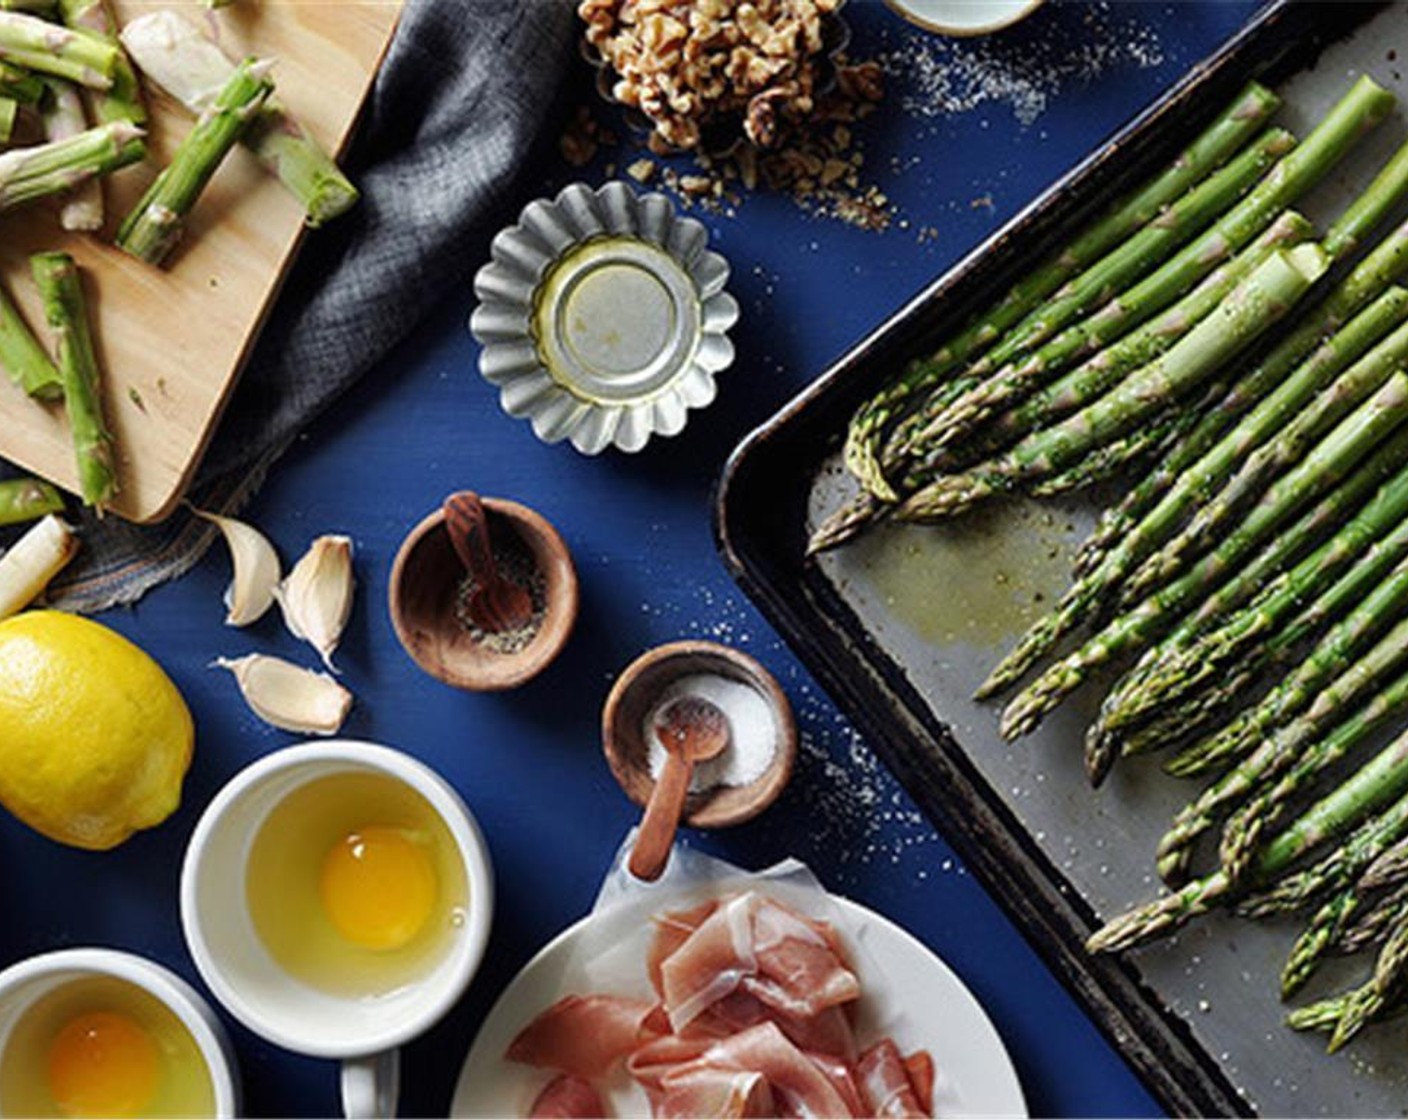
[179,739,496,1060]
[883,0,1044,37]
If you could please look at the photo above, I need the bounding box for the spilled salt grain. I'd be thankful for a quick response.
[882,2,1166,127]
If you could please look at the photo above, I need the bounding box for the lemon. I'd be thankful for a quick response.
[0,611,194,850]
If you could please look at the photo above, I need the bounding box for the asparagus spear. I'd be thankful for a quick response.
[840,81,1282,500]
[120,11,357,228]
[1071,194,1408,585]
[39,77,102,232]
[116,58,273,266]
[1340,881,1408,956]
[0,514,77,620]
[1283,840,1408,997]
[0,121,144,210]
[0,94,15,143]
[1287,915,1408,1050]
[906,132,1300,458]
[979,285,1408,700]
[1027,400,1205,499]
[32,251,115,507]
[1283,887,1368,999]
[55,0,142,125]
[1103,443,1408,742]
[1238,793,1408,919]
[0,477,62,525]
[900,245,1330,525]
[1122,314,1408,606]
[1161,653,1408,886]
[1219,608,1408,884]
[0,10,116,88]
[1104,436,1408,777]
[1089,725,1408,954]
[0,60,41,103]
[1001,371,1408,743]
[1167,510,1408,783]
[896,77,1392,476]
[0,279,60,400]
[0,0,56,11]
[975,211,1311,456]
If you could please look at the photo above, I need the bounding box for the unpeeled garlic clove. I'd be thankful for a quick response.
[213,653,352,735]
[195,509,281,626]
[275,534,354,671]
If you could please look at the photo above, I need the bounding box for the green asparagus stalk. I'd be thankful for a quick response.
[1167,511,1408,783]
[1071,190,1408,585]
[1238,793,1408,919]
[0,95,16,143]
[1102,440,1408,777]
[0,121,144,211]
[1001,371,1408,743]
[1103,443,1408,743]
[1121,314,1408,607]
[1219,609,1408,884]
[979,284,1408,700]
[32,251,115,507]
[1283,887,1367,998]
[0,477,62,526]
[1340,882,1408,956]
[1283,838,1408,996]
[839,81,1283,500]
[900,245,1330,525]
[906,132,1300,457]
[56,0,142,125]
[0,10,116,88]
[1027,400,1206,499]
[0,0,56,11]
[0,60,41,103]
[975,211,1311,457]
[0,279,60,400]
[116,58,273,266]
[119,12,356,226]
[1089,726,1408,954]
[39,77,102,232]
[1161,653,1408,886]
[894,77,1392,480]
[1287,915,1408,1050]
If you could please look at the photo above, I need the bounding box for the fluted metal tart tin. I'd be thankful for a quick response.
[470,182,739,455]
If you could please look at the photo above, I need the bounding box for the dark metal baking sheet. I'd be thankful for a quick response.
[714,3,1408,1115]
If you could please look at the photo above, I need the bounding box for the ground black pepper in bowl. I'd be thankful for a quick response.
[453,537,549,655]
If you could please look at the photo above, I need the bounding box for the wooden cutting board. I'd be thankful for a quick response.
[0,0,403,523]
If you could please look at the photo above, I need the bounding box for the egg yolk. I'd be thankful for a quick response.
[46,1010,160,1119]
[319,825,438,951]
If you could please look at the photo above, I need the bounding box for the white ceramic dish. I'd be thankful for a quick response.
[450,889,1026,1118]
[884,0,1043,37]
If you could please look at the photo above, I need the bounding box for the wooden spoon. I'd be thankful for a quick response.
[442,491,534,633]
[629,696,730,881]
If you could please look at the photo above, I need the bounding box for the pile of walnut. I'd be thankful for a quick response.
[577,0,889,229]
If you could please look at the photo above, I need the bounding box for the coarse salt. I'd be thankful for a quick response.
[645,673,778,792]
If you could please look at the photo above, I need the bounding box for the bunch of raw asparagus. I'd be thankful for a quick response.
[0,4,358,511]
[819,74,1408,1050]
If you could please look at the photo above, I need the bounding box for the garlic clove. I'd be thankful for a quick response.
[213,653,353,735]
[195,509,281,627]
[0,515,78,622]
[274,534,355,671]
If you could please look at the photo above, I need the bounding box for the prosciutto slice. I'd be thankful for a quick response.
[697,991,857,1059]
[654,1067,775,1119]
[659,893,860,1032]
[506,994,660,1079]
[676,1022,858,1118]
[903,1050,935,1117]
[857,1039,929,1119]
[528,1074,608,1119]
[648,900,720,997]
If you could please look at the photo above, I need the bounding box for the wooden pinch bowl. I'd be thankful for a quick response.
[388,496,578,691]
[603,640,797,828]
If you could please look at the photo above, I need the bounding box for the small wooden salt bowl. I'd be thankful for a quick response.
[388,495,578,691]
[602,640,797,827]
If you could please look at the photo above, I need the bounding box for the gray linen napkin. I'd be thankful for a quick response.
[0,0,578,612]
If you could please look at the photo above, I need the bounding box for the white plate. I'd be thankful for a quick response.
[883,0,1043,37]
[451,889,1026,1118]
